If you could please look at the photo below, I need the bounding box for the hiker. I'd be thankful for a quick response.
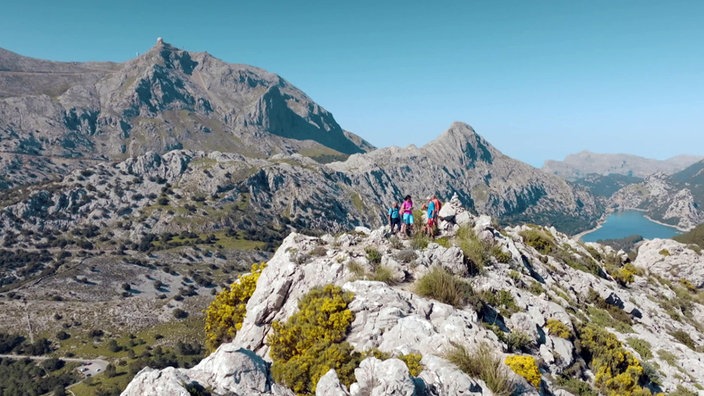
[423,195,437,238]
[430,194,442,220]
[430,194,442,234]
[400,195,414,237]
[388,202,401,234]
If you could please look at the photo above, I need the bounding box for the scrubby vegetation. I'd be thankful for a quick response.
[446,342,516,396]
[504,354,541,388]
[455,225,491,274]
[545,319,572,339]
[0,357,78,396]
[577,324,652,395]
[268,285,358,394]
[673,223,704,249]
[414,267,477,308]
[204,263,266,352]
[519,226,556,255]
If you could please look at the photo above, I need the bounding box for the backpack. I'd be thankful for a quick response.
[390,206,399,219]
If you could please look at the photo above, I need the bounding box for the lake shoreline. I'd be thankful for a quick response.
[572,208,685,242]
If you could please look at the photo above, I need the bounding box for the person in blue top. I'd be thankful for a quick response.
[388,202,401,234]
[423,195,437,238]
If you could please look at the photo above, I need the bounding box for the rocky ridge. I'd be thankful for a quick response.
[123,198,704,395]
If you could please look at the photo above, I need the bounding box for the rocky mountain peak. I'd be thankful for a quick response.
[0,42,371,177]
[137,38,199,76]
[423,121,496,165]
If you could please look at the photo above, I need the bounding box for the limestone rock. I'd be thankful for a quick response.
[634,238,704,287]
[349,357,416,396]
[316,370,348,396]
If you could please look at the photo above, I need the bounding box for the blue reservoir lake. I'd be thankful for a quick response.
[580,210,681,242]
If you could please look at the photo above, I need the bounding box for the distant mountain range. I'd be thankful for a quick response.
[542,151,703,180]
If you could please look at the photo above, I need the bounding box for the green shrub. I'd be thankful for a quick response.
[508,270,521,282]
[310,246,328,257]
[415,267,477,308]
[365,246,382,264]
[362,349,423,377]
[480,289,518,316]
[679,279,696,292]
[626,337,653,360]
[394,249,418,264]
[670,329,696,350]
[657,349,678,366]
[555,376,598,396]
[456,227,489,274]
[389,236,403,249]
[658,249,670,256]
[641,361,661,387]
[505,331,533,353]
[519,227,555,255]
[528,280,545,295]
[445,342,515,396]
[370,265,399,285]
[268,285,359,394]
[204,263,266,352]
[434,237,451,248]
[491,245,512,263]
[546,319,572,339]
[504,355,541,388]
[411,232,429,250]
[346,260,366,278]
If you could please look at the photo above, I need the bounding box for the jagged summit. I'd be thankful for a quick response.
[423,121,497,165]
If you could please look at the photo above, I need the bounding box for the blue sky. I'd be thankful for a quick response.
[1,1,702,166]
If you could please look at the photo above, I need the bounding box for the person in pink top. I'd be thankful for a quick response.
[399,195,414,237]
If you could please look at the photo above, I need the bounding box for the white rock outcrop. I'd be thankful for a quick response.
[123,207,704,396]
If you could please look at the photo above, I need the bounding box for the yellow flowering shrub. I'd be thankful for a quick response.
[545,319,572,339]
[268,284,359,394]
[204,262,266,352]
[579,324,651,396]
[609,263,637,286]
[399,352,423,377]
[505,355,541,388]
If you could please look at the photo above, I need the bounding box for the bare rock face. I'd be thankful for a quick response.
[634,238,704,287]
[122,347,294,396]
[349,357,416,396]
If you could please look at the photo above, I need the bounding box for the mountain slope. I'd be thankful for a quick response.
[0,40,370,189]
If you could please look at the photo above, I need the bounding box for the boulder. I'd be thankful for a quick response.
[349,357,416,396]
